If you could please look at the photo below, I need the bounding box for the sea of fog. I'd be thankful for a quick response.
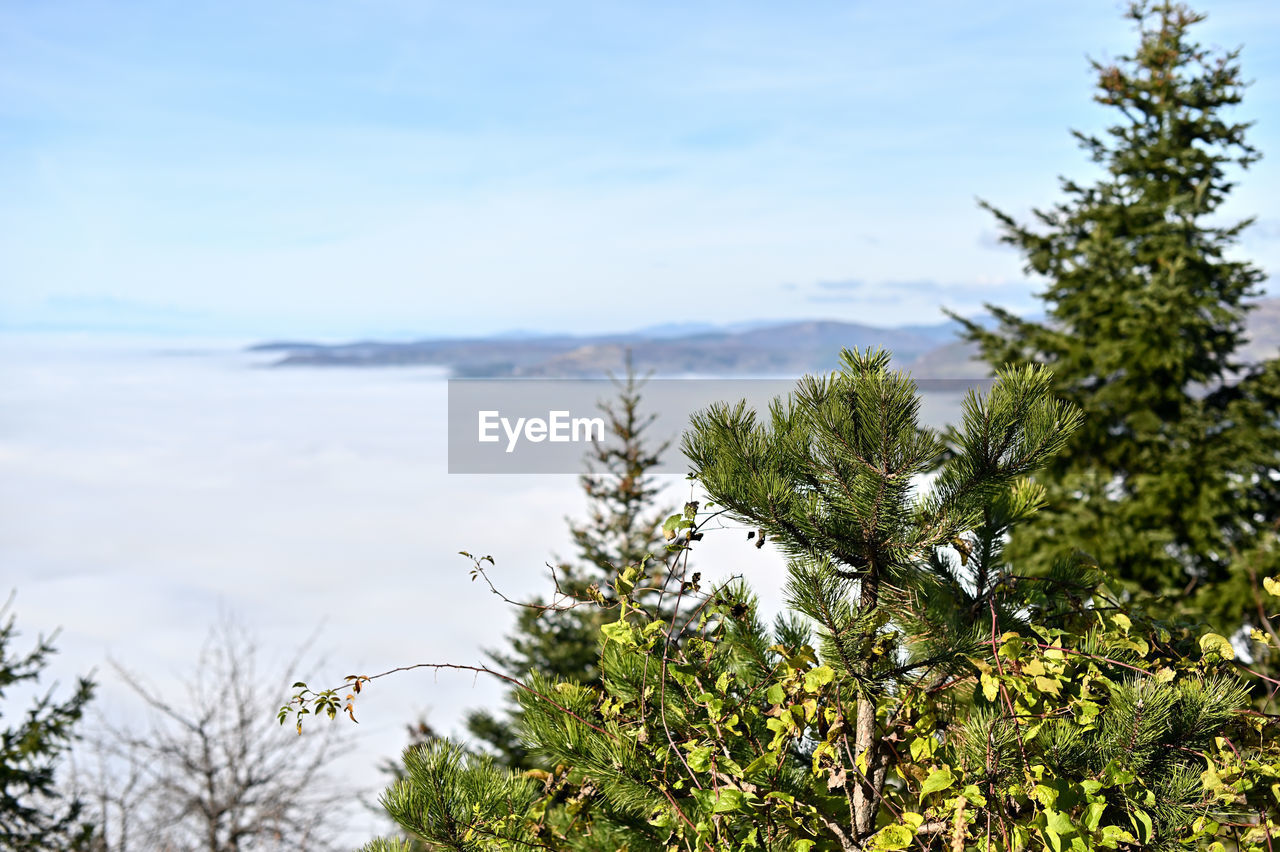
[0,333,968,837]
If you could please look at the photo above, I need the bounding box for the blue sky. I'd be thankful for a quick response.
[3,0,1279,339]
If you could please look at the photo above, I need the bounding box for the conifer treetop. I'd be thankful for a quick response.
[955,0,1279,625]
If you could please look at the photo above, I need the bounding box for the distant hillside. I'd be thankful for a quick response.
[1242,298,1280,363]
[252,298,1280,378]
[252,319,966,377]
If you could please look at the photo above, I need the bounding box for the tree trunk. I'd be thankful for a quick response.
[852,568,884,837]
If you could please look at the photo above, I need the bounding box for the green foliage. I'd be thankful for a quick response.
[341,350,1280,851]
[465,358,678,769]
[952,0,1280,633]
[0,597,95,852]
[570,356,674,576]
[376,741,540,850]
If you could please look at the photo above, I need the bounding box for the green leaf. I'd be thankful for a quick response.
[601,619,635,646]
[686,745,711,773]
[1131,808,1153,844]
[1034,675,1062,696]
[1043,809,1075,852]
[711,788,745,814]
[868,824,914,850]
[743,751,778,776]
[803,664,835,692]
[1100,825,1135,846]
[617,564,639,593]
[920,767,954,796]
[1030,784,1058,807]
[1199,632,1235,661]
[766,683,786,705]
[661,513,691,541]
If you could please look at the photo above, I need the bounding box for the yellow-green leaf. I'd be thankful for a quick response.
[712,788,745,814]
[868,824,914,850]
[601,619,635,645]
[1035,675,1062,696]
[1046,809,1075,837]
[1199,632,1235,661]
[803,664,835,692]
[920,767,954,796]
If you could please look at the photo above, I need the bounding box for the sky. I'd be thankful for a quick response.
[3,0,1280,339]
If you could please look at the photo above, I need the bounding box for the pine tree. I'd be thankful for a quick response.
[679,348,1086,839]
[465,357,676,768]
[0,598,95,852]
[953,1,1280,632]
[569,354,672,576]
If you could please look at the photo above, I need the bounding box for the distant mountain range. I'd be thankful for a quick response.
[251,299,1280,378]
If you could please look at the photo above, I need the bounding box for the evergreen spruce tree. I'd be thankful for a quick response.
[0,599,95,852]
[953,1,1280,632]
[343,349,1280,851]
[465,357,676,768]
